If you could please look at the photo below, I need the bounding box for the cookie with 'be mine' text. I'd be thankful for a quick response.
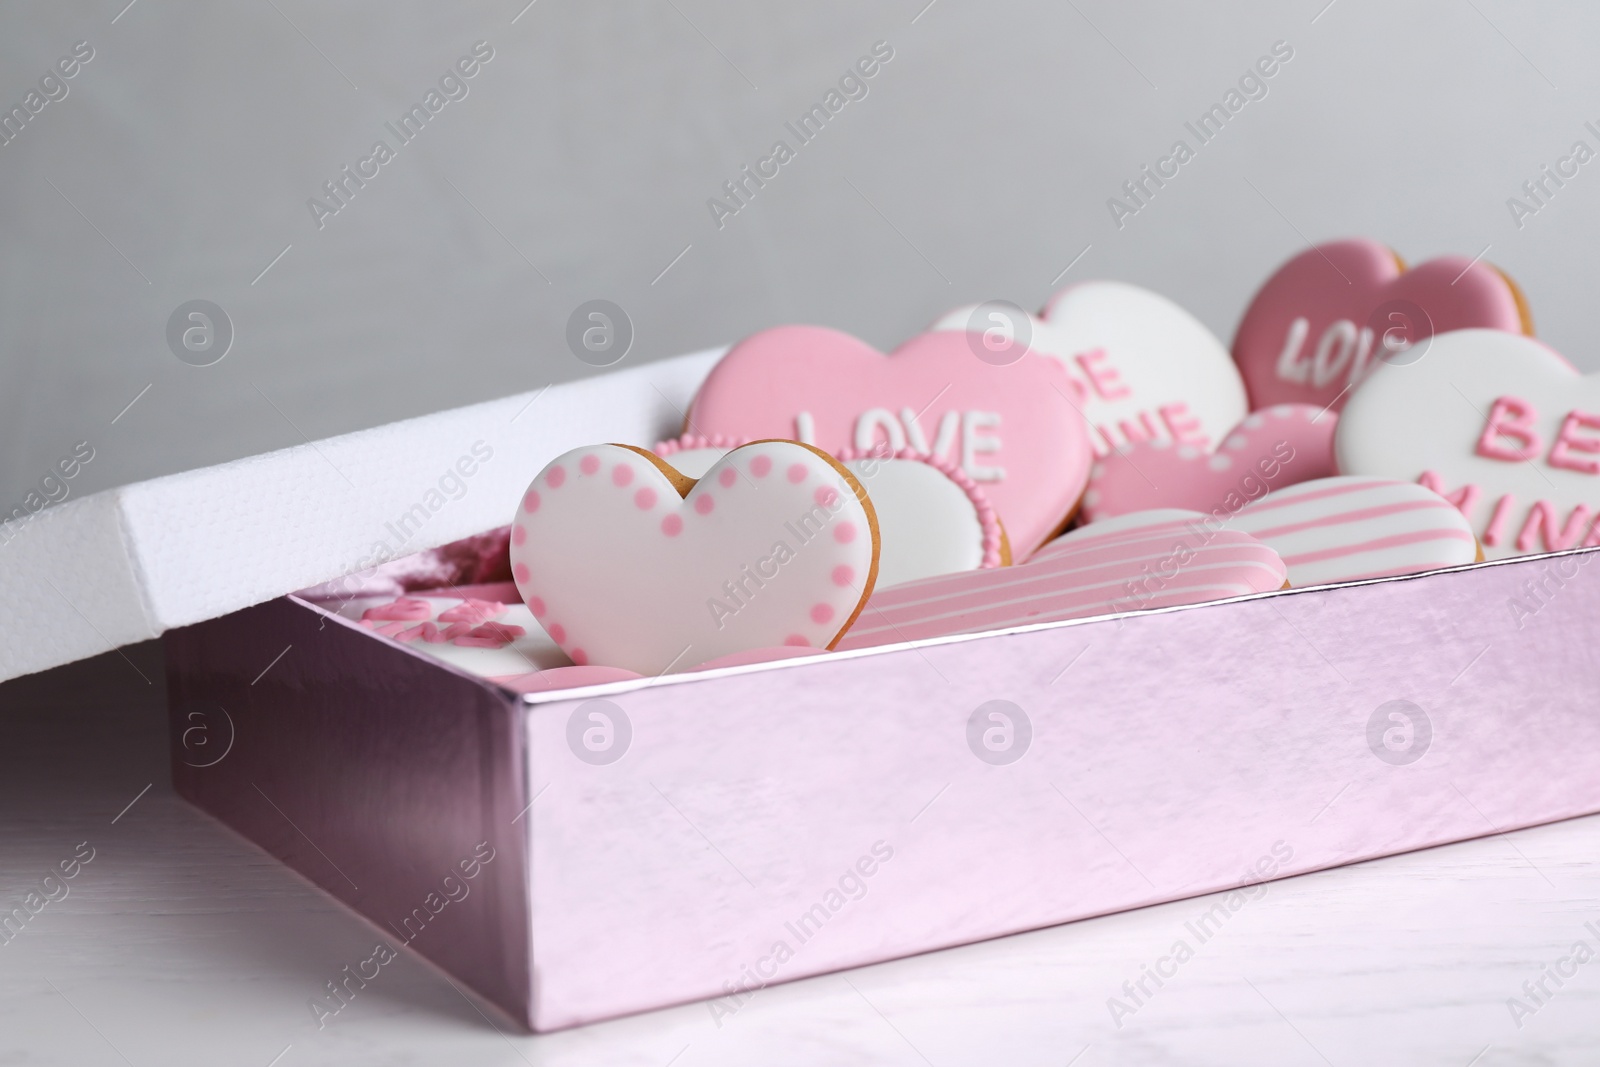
[685,326,1092,559]
[508,440,880,674]
[1335,329,1598,561]
[1233,238,1533,412]
[933,280,1248,458]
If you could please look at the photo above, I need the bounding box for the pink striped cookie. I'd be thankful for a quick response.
[1228,476,1480,586]
[1081,404,1336,522]
[836,510,1285,650]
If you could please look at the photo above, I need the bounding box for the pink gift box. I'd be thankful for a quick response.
[166,536,1600,1031]
[9,345,1597,1032]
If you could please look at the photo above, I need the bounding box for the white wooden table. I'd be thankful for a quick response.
[1,642,1596,1066]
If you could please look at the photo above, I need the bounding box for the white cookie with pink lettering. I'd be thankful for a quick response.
[509,441,879,674]
[1336,329,1593,560]
[932,280,1248,457]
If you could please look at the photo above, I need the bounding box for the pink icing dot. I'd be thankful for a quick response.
[547,465,566,488]
[513,562,531,583]
[815,486,838,507]
[613,464,634,487]
[511,525,527,546]
[548,623,566,643]
[662,514,683,537]
[811,603,835,625]
[528,596,546,618]
[522,488,541,513]
[635,487,657,510]
[751,455,772,477]
[580,454,601,476]
[787,463,808,483]
[784,634,810,647]
[569,648,588,666]
[832,564,855,587]
[718,467,736,488]
[694,494,715,515]
[834,522,857,544]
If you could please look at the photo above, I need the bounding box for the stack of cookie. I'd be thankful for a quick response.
[498,236,1589,676]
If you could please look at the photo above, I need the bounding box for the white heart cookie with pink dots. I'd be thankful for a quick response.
[508,441,880,674]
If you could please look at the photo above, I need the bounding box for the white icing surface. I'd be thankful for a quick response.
[510,442,876,673]
[843,456,987,586]
[1336,330,1595,560]
[1229,477,1478,585]
[932,281,1248,457]
[657,447,725,479]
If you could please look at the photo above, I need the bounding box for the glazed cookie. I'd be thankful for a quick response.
[836,509,1285,650]
[933,280,1249,457]
[509,440,879,674]
[1081,403,1336,522]
[1232,238,1533,411]
[1228,476,1480,585]
[1335,329,1596,560]
[836,447,1008,586]
[684,326,1093,559]
[656,434,1008,587]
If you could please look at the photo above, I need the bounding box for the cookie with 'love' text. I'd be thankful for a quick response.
[685,326,1092,559]
[1233,238,1533,412]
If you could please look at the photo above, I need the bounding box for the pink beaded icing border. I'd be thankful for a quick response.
[834,446,1006,569]
[652,432,751,457]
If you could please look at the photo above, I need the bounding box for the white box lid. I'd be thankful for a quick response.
[0,348,723,684]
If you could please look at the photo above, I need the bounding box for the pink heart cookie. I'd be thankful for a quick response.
[685,326,1093,559]
[508,441,879,674]
[1232,238,1533,412]
[1336,329,1599,561]
[836,510,1285,650]
[1227,477,1479,585]
[932,280,1249,457]
[1080,404,1336,522]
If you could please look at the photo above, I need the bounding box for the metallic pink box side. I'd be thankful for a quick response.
[524,550,1600,1029]
[165,598,537,1028]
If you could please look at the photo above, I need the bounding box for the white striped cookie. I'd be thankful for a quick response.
[1228,476,1479,586]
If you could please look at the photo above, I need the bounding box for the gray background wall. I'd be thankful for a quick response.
[3,0,1597,509]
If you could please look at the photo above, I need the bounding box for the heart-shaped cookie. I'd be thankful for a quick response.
[655,434,1008,587]
[1336,329,1598,560]
[508,441,879,673]
[933,280,1248,457]
[1080,404,1336,522]
[1226,476,1480,585]
[1232,238,1533,412]
[684,326,1092,559]
[836,510,1285,650]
